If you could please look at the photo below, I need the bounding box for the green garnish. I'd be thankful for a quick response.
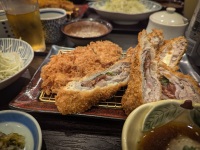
[160,76,169,86]
[0,132,25,149]
[183,146,197,150]
[106,72,114,76]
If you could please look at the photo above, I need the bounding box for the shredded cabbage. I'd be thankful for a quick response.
[98,0,148,14]
[0,51,23,81]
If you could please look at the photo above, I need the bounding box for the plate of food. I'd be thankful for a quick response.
[88,0,162,25]
[0,38,34,90]
[9,29,200,120]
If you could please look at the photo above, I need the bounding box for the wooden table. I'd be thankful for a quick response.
[0,8,146,150]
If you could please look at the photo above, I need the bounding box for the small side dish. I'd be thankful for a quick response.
[0,110,42,150]
[0,38,34,90]
[122,100,200,150]
[61,18,112,45]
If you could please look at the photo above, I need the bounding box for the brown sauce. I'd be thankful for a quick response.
[137,121,200,150]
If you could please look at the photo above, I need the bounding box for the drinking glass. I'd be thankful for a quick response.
[0,0,46,52]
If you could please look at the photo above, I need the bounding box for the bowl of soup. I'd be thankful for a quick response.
[122,99,200,150]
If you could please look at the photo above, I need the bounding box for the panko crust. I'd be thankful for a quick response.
[55,82,126,115]
[122,29,164,115]
[121,31,146,115]
[41,41,123,95]
[121,45,143,115]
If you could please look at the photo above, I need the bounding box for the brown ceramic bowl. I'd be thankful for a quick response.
[61,18,112,46]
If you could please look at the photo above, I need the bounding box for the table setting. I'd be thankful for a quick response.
[1,0,200,149]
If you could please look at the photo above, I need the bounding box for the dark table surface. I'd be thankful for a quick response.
[0,6,147,150]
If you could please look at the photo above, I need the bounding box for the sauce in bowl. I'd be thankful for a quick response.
[137,121,200,150]
[63,21,109,38]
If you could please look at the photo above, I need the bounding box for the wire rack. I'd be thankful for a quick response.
[39,87,126,109]
[39,50,127,109]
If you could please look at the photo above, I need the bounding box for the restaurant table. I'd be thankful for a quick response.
[0,7,147,150]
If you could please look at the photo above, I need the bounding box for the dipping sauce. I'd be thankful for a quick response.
[137,121,200,150]
[63,21,109,38]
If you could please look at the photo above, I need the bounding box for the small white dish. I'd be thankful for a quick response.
[0,110,42,150]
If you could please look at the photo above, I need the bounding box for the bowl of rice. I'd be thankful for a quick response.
[88,0,162,25]
[0,38,34,90]
[61,18,112,46]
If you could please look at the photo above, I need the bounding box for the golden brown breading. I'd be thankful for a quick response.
[158,62,200,101]
[147,29,164,50]
[157,36,187,70]
[38,0,75,11]
[121,34,145,115]
[55,77,126,115]
[41,41,123,95]
[121,29,164,115]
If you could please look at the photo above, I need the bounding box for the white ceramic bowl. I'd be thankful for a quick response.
[122,99,200,150]
[89,0,162,25]
[0,38,34,90]
[0,10,15,38]
[0,110,42,150]
[61,18,112,46]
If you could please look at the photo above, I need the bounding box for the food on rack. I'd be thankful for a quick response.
[121,29,164,115]
[55,60,130,114]
[0,51,23,81]
[0,131,25,149]
[137,121,200,150]
[157,36,187,69]
[121,29,200,115]
[38,0,75,11]
[40,41,123,95]
[158,62,200,101]
[40,28,200,116]
[97,0,148,14]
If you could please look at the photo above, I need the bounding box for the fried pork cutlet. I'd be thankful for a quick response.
[40,41,123,95]
[38,0,75,11]
[55,60,130,115]
[121,29,164,115]
[159,62,200,101]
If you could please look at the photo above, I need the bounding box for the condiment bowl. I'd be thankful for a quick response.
[0,110,42,150]
[0,38,34,90]
[61,18,112,46]
[122,99,200,150]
